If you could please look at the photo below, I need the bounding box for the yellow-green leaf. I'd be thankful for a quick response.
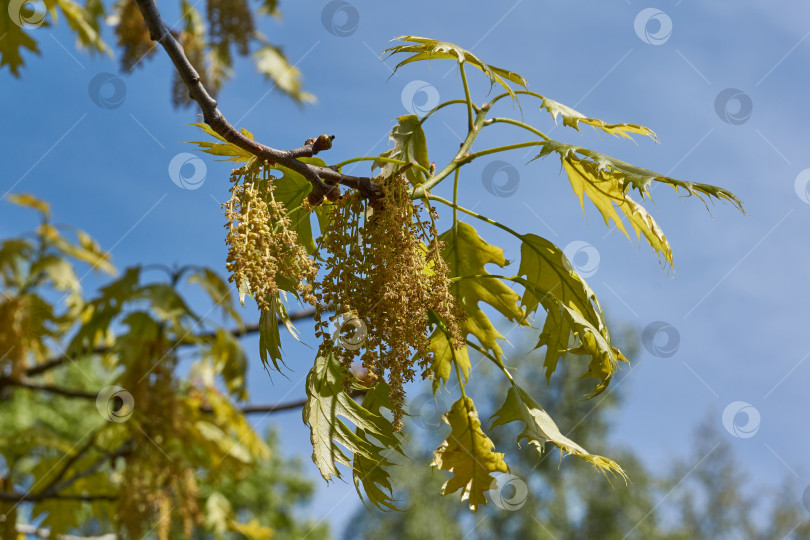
[384,36,527,98]
[374,114,430,186]
[540,95,657,142]
[353,380,406,511]
[431,396,508,512]
[303,350,400,496]
[7,193,51,216]
[440,222,526,362]
[428,328,470,394]
[490,383,626,479]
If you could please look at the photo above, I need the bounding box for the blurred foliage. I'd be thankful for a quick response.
[0,0,314,105]
[0,196,326,539]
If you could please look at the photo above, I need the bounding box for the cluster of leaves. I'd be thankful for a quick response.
[1,0,313,105]
[191,35,744,513]
[0,196,323,538]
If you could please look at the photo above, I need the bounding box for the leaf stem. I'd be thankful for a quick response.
[485,117,550,141]
[452,169,460,236]
[459,63,474,133]
[418,99,472,125]
[427,194,522,240]
[461,141,546,163]
[332,156,430,175]
[411,105,490,198]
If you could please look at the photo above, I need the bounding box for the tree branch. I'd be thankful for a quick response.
[21,308,316,379]
[4,378,314,416]
[132,0,382,202]
[0,491,117,503]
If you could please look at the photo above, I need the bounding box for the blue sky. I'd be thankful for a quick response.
[2,0,810,535]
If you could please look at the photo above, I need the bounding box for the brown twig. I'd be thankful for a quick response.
[132,0,382,203]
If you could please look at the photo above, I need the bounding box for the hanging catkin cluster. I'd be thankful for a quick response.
[224,162,318,310]
[118,336,200,540]
[314,175,464,428]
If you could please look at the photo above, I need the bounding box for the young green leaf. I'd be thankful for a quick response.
[517,233,617,384]
[440,222,526,362]
[490,382,626,479]
[539,95,658,142]
[428,328,471,394]
[189,122,256,162]
[384,36,527,98]
[267,157,326,254]
[374,114,431,185]
[431,396,509,512]
[303,350,402,510]
[535,142,675,266]
[353,380,406,511]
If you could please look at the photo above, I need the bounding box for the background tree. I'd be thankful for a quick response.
[345,340,810,540]
[0,196,328,538]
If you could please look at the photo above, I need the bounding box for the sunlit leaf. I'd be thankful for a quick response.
[539,95,657,142]
[353,380,406,511]
[440,222,526,362]
[303,350,400,504]
[431,396,508,512]
[384,36,527,99]
[490,382,626,478]
[374,114,430,185]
